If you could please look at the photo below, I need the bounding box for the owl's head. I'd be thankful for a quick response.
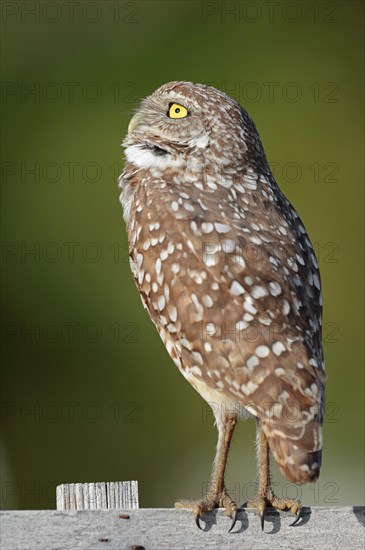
[123,81,266,172]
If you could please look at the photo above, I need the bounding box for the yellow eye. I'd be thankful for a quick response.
[168,103,188,119]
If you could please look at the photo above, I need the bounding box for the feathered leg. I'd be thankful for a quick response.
[175,411,238,530]
[246,419,302,529]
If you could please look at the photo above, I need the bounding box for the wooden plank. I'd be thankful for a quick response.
[1,507,364,550]
[56,481,139,511]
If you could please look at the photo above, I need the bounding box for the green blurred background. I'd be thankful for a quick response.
[1,0,364,510]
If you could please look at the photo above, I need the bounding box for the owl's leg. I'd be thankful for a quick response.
[175,411,238,530]
[245,419,302,529]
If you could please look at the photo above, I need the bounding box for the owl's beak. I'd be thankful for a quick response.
[128,113,142,134]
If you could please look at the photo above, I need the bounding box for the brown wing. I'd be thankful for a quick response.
[129,172,326,482]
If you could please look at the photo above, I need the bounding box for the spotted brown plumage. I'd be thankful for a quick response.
[119,81,326,528]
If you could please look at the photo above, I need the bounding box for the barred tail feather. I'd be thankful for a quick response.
[263,419,323,484]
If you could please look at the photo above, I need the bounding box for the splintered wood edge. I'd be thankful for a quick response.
[56,481,139,510]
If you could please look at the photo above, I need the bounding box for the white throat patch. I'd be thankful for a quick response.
[125,144,184,170]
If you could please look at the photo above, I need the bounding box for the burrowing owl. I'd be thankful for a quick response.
[119,81,326,529]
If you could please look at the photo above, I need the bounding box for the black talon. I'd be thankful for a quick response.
[289,510,302,526]
[228,508,238,532]
[195,516,202,530]
[260,511,265,531]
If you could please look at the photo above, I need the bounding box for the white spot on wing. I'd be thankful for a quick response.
[269,282,282,296]
[214,222,231,233]
[255,345,270,358]
[230,281,245,296]
[272,341,286,356]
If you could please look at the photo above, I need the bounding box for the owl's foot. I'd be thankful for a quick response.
[245,489,302,530]
[175,488,238,531]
